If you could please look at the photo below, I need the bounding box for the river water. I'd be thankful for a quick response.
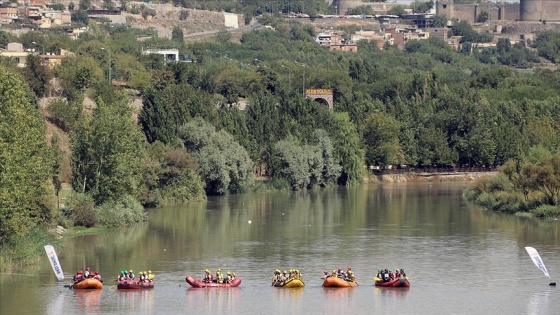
[1,182,559,314]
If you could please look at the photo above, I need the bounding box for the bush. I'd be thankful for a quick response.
[66,193,97,227]
[0,228,54,272]
[97,195,147,227]
[531,205,560,219]
[46,98,80,132]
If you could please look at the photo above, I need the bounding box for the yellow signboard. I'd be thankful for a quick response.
[305,89,333,95]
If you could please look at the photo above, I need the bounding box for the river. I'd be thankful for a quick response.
[1,182,558,314]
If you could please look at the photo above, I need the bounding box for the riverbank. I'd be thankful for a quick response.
[367,171,497,183]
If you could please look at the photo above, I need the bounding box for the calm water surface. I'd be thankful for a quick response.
[1,182,559,314]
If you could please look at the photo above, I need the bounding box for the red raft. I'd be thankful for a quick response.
[374,277,410,288]
[117,280,154,290]
[185,276,241,288]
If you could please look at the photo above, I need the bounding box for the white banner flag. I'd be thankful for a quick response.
[525,246,550,279]
[44,245,64,281]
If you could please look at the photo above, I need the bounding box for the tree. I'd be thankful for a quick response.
[79,0,91,10]
[477,11,489,23]
[71,9,89,25]
[71,95,146,205]
[178,117,253,195]
[387,5,406,16]
[522,154,560,205]
[363,112,405,167]
[412,0,434,13]
[432,14,448,27]
[68,1,75,10]
[329,112,364,185]
[19,54,52,97]
[172,26,184,44]
[0,67,53,244]
[139,86,175,144]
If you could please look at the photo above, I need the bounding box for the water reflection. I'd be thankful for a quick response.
[73,290,102,313]
[186,288,240,312]
[2,182,559,314]
[116,289,154,312]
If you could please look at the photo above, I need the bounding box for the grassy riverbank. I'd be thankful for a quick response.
[464,173,560,219]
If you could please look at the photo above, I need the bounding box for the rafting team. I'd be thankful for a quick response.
[73,267,103,283]
[323,267,356,282]
[272,269,303,285]
[375,268,406,282]
[117,269,155,283]
[203,268,237,284]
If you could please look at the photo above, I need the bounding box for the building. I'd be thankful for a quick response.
[142,48,193,62]
[384,28,429,48]
[0,42,31,67]
[351,30,385,49]
[0,7,19,25]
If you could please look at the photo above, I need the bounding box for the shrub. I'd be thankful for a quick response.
[66,192,97,227]
[97,195,147,227]
[46,98,80,132]
[531,205,560,219]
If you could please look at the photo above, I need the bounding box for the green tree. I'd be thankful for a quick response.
[329,112,364,185]
[363,112,404,167]
[19,54,52,97]
[79,0,91,10]
[71,9,89,25]
[522,154,560,205]
[387,5,406,16]
[172,26,184,44]
[139,86,176,144]
[432,14,448,27]
[0,67,53,244]
[179,117,253,195]
[477,10,489,23]
[71,95,145,205]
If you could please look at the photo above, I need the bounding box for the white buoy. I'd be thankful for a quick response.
[248,220,252,224]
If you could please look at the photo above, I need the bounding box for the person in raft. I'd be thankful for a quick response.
[203,269,213,283]
[118,270,127,281]
[215,269,224,284]
[147,270,154,282]
[73,270,83,283]
[84,267,91,278]
[225,271,233,284]
[94,271,103,282]
[127,270,135,280]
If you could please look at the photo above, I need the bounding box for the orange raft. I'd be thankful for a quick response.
[322,277,357,287]
[72,278,103,290]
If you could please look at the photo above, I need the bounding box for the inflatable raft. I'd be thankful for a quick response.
[72,278,103,290]
[374,277,410,288]
[322,277,357,287]
[117,280,154,290]
[185,276,241,288]
[273,278,305,288]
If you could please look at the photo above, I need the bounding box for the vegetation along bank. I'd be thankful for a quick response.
[1,4,560,271]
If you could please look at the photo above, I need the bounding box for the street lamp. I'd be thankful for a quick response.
[295,61,307,96]
[32,41,45,55]
[101,47,111,83]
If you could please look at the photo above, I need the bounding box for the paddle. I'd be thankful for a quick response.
[63,284,73,289]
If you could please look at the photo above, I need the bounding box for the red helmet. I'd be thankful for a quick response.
[95,271,99,275]
[86,267,90,270]
[78,270,83,274]
[347,267,352,270]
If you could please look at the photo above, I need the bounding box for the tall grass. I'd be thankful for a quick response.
[0,228,54,272]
